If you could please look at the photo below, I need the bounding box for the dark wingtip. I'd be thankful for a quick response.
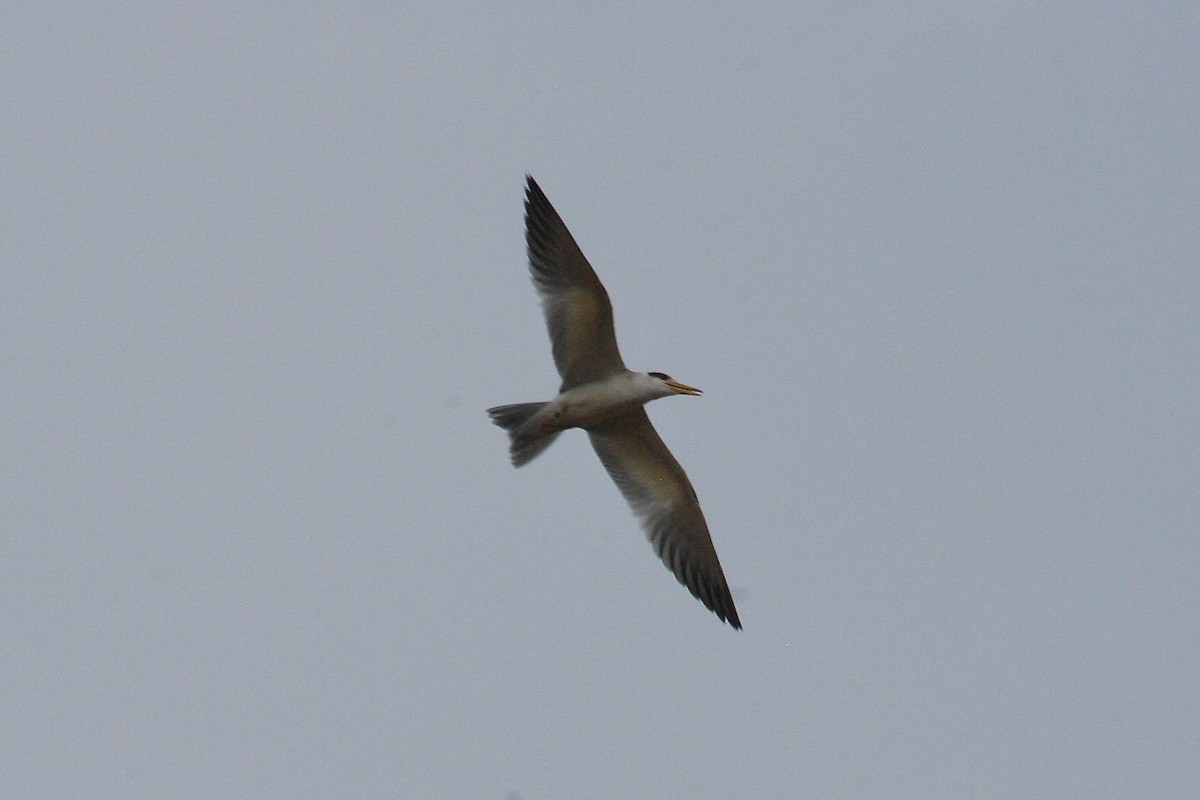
[680,564,742,629]
[711,588,742,630]
[724,605,743,630]
[702,578,742,629]
[524,174,549,215]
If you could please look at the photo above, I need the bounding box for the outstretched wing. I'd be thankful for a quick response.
[524,176,626,389]
[588,409,741,628]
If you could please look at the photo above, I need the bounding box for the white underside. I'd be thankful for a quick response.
[542,371,663,430]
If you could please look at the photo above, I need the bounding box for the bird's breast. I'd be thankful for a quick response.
[550,376,647,430]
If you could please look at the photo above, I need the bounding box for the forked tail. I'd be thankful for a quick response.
[486,402,560,467]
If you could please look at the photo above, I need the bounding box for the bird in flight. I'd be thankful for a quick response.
[487,176,741,629]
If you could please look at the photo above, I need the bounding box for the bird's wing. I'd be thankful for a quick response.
[588,409,741,628]
[524,176,626,389]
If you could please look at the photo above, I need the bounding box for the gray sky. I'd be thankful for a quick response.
[3,5,1197,798]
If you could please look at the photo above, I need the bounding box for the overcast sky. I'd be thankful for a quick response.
[3,5,1197,798]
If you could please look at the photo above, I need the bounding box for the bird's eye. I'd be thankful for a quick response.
[648,372,671,381]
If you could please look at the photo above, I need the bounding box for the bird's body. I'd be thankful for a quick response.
[543,371,693,430]
[488,176,741,629]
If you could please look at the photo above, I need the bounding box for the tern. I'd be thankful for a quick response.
[488,176,741,628]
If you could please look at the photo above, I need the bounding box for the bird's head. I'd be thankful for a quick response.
[647,371,702,397]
